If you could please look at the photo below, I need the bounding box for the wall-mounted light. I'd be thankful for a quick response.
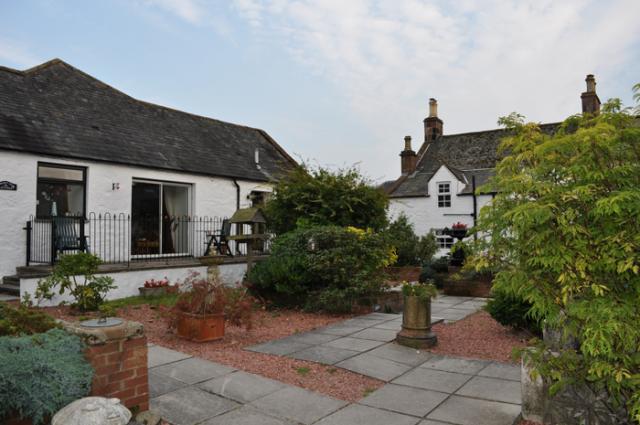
[112,183,120,191]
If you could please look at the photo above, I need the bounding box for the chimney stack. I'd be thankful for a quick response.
[424,98,443,144]
[400,135,417,175]
[581,74,600,115]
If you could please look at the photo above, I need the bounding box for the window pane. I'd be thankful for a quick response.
[37,182,84,217]
[39,165,84,181]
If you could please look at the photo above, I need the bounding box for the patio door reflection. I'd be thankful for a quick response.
[131,181,190,257]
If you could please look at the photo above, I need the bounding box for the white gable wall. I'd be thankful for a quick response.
[0,150,273,278]
[388,165,493,257]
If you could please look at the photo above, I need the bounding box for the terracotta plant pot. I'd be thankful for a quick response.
[176,311,225,342]
[396,295,437,348]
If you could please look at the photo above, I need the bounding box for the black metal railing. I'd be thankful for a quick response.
[25,213,270,266]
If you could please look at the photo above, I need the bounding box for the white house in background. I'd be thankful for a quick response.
[0,59,296,302]
[383,75,602,257]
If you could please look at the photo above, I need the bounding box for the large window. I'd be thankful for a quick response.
[36,163,86,217]
[131,180,191,256]
[437,182,451,208]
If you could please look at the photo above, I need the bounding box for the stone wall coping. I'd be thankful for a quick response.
[60,319,144,345]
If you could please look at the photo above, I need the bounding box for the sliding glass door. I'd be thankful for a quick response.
[131,180,190,257]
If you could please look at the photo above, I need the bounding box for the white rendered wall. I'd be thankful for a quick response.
[0,150,273,278]
[388,166,493,257]
[19,262,248,307]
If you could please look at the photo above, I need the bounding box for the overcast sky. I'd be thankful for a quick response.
[2,0,639,182]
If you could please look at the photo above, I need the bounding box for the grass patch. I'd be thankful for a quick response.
[362,387,376,397]
[102,293,178,310]
[295,366,311,376]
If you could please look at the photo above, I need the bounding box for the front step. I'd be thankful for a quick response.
[0,275,20,296]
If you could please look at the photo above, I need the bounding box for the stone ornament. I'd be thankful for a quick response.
[52,396,131,425]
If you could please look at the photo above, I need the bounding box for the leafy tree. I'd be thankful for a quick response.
[384,213,437,266]
[264,164,389,234]
[469,96,640,422]
[248,225,397,312]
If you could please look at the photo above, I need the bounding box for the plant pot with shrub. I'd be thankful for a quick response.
[138,277,177,297]
[171,272,226,342]
[396,281,438,348]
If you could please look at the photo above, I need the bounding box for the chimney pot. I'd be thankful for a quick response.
[585,74,596,93]
[429,98,438,118]
[404,135,412,151]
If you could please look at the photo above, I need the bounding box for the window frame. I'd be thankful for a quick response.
[36,162,87,218]
[437,181,451,208]
[434,229,454,249]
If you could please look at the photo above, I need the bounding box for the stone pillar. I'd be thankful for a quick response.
[63,320,149,413]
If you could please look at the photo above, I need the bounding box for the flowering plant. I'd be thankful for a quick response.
[144,278,170,288]
[451,222,467,230]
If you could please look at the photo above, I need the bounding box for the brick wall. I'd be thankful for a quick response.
[64,320,149,413]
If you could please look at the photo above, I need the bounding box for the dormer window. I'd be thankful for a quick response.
[437,182,451,207]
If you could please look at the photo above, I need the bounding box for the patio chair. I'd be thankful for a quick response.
[205,219,233,257]
[53,216,89,257]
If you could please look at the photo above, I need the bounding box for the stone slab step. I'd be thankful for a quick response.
[0,282,20,296]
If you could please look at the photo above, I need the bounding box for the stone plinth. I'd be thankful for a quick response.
[63,319,149,412]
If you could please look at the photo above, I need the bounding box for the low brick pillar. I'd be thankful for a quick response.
[63,319,149,413]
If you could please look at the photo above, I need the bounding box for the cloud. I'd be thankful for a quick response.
[229,0,640,180]
[145,0,204,24]
[0,38,40,68]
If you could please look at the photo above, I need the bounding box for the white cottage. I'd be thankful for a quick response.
[0,59,296,302]
[383,75,602,256]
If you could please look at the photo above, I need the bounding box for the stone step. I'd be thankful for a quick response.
[0,282,20,296]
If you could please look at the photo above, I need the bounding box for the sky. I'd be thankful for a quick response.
[1,0,639,183]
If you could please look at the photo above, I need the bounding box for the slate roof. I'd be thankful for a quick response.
[387,123,559,198]
[0,59,296,182]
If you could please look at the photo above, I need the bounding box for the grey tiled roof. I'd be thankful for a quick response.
[0,59,296,181]
[388,123,559,198]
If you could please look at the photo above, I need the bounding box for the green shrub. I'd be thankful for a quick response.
[419,265,444,288]
[0,303,59,336]
[383,214,437,266]
[0,329,93,424]
[34,252,116,311]
[485,289,541,334]
[264,164,389,234]
[248,225,396,312]
[430,256,450,273]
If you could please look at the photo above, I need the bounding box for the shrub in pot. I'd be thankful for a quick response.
[396,281,438,348]
[138,277,177,297]
[170,272,226,342]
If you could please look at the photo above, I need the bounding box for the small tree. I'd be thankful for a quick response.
[384,213,437,266]
[35,253,116,311]
[468,97,640,422]
[264,164,389,234]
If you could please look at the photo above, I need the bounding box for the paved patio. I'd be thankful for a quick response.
[148,296,522,425]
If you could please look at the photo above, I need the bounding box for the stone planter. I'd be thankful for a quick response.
[176,312,225,342]
[396,295,437,348]
[138,286,167,297]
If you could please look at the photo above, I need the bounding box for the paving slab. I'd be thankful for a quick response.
[249,386,348,425]
[286,331,340,345]
[246,338,312,356]
[289,345,359,365]
[456,376,522,404]
[350,327,398,342]
[372,320,403,330]
[336,353,413,381]
[478,362,521,382]
[420,355,490,375]
[148,345,192,368]
[315,404,420,425]
[358,312,401,321]
[360,383,449,417]
[418,421,450,425]
[199,370,286,403]
[151,357,236,385]
[201,406,298,425]
[324,336,385,352]
[426,395,521,425]
[392,367,472,393]
[315,324,365,336]
[149,372,188,398]
[340,318,385,328]
[367,342,432,366]
[150,386,240,425]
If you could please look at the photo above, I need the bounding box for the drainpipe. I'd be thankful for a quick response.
[232,179,240,210]
[471,176,477,240]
